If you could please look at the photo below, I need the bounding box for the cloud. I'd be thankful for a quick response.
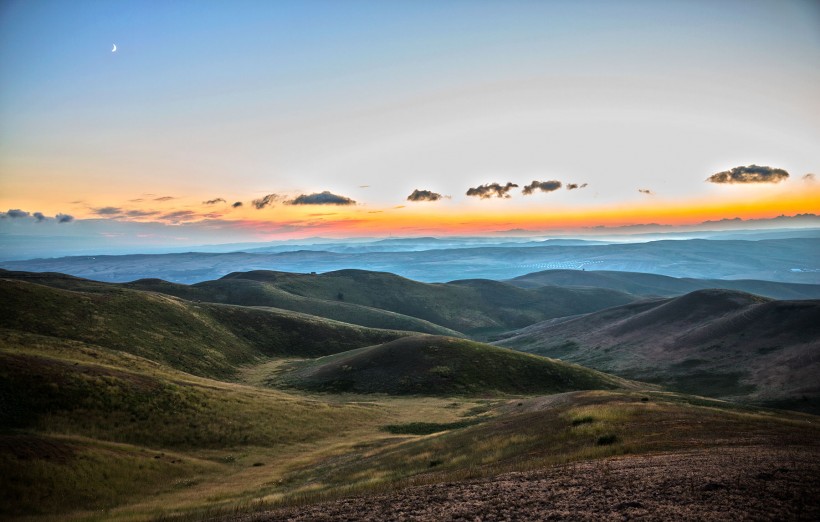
[566,183,588,190]
[232,201,243,208]
[93,206,123,216]
[252,193,280,209]
[288,191,356,205]
[203,198,226,205]
[465,182,519,199]
[803,173,816,182]
[159,210,197,223]
[407,189,444,202]
[638,189,654,195]
[706,164,789,184]
[3,209,30,219]
[522,180,562,195]
[56,213,74,223]
[125,210,160,217]
[33,212,46,222]
[154,196,176,201]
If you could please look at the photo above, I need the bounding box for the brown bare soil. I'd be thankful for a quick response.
[242,446,820,521]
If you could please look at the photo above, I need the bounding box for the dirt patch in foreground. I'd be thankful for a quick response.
[241,446,820,521]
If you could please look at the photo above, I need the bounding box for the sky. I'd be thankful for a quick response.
[1,0,819,254]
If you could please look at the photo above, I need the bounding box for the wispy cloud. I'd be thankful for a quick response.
[803,173,816,183]
[203,198,226,205]
[638,188,654,195]
[92,206,123,216]
[406,189,444,202]
[159,210,197,223]
[125,210,160,217]
[251,193,280,209]
[288,191,356,205]
[707,165,789,184]
[466,182,519,199]
[232,201,243,208]
[522,180,562,195]
[566,183,588,190]
[154,196,176,201]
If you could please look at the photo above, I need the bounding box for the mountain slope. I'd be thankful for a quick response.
[276,335,636,396]
[496,290,820,412]
[219,269,637,335]
[507,269,820,300]
[0,278,408,379]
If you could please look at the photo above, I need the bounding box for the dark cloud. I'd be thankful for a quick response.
[566,183,588,190]
[252,194,280,209]
[33,212,46,222]
[203,198,226,205]
[707,165,789,184]
[407,189,444,202]
[56,213,74,223]
[125,210,160,217]
[92,206,123,216]
[232,201,243,208]
[465,182,519,199]
[803,173,816,182]
[154,196,176,201]
[638,189,654,195]
[522,180,562,195]
[3,209,30,218]
[288,191,356,205]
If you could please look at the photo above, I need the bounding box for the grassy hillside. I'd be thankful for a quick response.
[219,269,637,335]
[0,278,408,379]
[496,289,820,413]
[507,268,820,299]
[276,335,635,396]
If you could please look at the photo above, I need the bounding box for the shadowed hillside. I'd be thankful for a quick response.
[508,269,820,300]
[218,269,637,335]
[496,289,820,413]
[0,278,409,379]
[276,335,636,396]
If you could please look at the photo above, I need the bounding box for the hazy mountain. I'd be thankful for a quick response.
[496,289,820,413]
[508,269,820,300]
[1,237,817,284]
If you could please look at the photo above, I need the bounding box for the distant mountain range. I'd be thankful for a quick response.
[1,237,818,284]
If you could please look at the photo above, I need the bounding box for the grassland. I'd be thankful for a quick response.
[2,271,819,521]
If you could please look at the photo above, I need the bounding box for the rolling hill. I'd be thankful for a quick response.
[507,269,820,300]
[275,335,636,396]
[496,289,820,412]
[0,278,409,379]
[216,269,637,335]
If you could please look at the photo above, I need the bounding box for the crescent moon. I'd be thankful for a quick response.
[112,44,117,52]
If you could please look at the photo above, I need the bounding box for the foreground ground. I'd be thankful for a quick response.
[243,446,820,521]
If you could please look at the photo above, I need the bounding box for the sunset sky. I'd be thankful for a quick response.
[1,0,819,252]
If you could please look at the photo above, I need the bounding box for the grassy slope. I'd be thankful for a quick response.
[507,268,820,299]
[0,328,389,518]
[0,278,409,379]
[277,335,636,396]
[496,289,820,412]
[220,269,637,335]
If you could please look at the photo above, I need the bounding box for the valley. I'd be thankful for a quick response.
[1,265,819,520]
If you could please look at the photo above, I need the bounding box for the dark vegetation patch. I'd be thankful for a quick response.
[382,420,480,435]
[278,336,629,396]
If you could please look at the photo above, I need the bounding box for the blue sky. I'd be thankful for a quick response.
[1,0,818,253]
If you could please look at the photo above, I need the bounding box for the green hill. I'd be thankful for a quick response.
[496,289,820,413]
[276,335,635,396]
[0,278,408,379]
[219,269,637,335]
[508,269,820,300]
